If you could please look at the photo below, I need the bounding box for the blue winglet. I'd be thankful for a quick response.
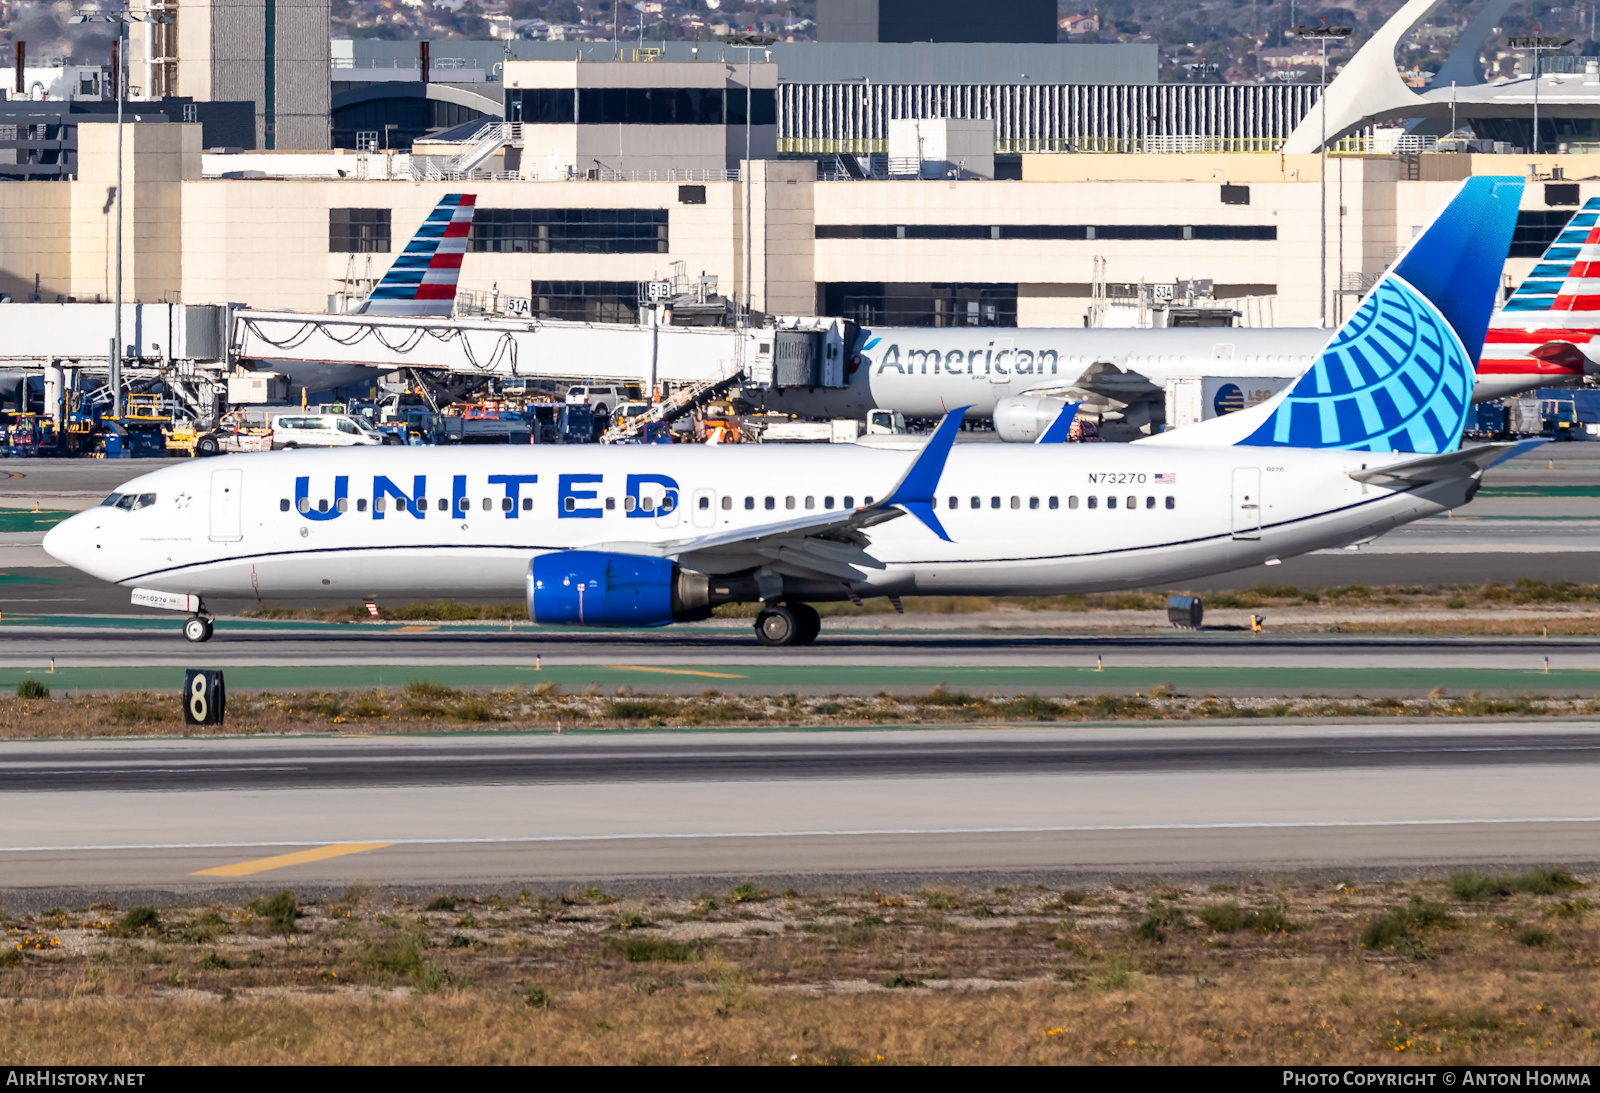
[877,406,968,542]
[1037,401,1081,444]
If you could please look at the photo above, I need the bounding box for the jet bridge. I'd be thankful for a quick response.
[231,309,852,394]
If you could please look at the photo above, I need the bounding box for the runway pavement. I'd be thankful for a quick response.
[0,619,1596,693]
[1,723,1596,893]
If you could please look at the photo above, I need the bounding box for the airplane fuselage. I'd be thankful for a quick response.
[46,443,1475,606]
[752,324,1578,422]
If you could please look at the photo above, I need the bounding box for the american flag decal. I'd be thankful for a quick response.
[1154,473,1177,484]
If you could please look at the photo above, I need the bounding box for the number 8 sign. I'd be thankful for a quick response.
[182,669,226,727]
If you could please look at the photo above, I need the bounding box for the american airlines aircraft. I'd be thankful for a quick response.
[44,177,1530,646]
[754,200,1599,433]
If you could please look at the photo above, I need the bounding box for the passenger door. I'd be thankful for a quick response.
[209,468,243,542]
[691,488,716,528]
[1231,468,1262,540]
[990,337,1014,385]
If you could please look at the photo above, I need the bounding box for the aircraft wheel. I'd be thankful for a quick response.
[183,616,213,643]
[789,603,822,645]
[754,605,800,647]
[195,436,220,457]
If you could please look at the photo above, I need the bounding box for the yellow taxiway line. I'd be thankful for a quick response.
[190,842,393,877]
[604,665,748,679]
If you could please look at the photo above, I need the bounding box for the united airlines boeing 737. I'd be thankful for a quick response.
[44,177,1531,646]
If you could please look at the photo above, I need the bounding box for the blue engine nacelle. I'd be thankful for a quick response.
[527,551,777,626]
[528,551,675,625]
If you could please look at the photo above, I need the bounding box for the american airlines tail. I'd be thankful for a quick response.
[1482,196,1600,395]
[358,194,477,318]
[1146,175,1524,454]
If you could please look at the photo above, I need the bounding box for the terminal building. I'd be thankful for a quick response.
[5,1,1600,332]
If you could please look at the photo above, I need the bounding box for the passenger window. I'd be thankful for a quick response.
[1029,497,1039,510]
[1049,497,1059,509]
[661,496,673,512]
[523,497,534,510]
[1126,495,1136,510]
[1087,496,1097,509]
[337,498,349,513]
[317,499,329,513]
[607,497,616,510]
[564,497,576,512]
[1107,497,1117,509]
[279,498,289,512]
[1145,496,1155,509]
[297,497,310,513]
[624,496,637,512]
[480,498,489,511]
[970,497,980,509]
[765,496,775,510]
[864,497,873,506]
[805,496,815,510]
[990,497,1000,509]
[1165,496,1175,509]
[699,495,710,510]
[785,496,795,510]
[844,496,854,508]
[396,498,407,512]
[719,495,731,510]
[358,498,368,512]
[1010,496,1020,509]
[642,497,655,512]
[437,498,448,512]
[947,496,957,509]
[375,497,388,513]
[825,496,835,509]
[502,497,513,511]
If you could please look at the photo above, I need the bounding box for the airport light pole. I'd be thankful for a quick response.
[1295,23,1351,328]
[69,5,170,419]
[726,34,774,330]
[1507,34,1574,154]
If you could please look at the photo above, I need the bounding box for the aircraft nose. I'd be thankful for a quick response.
[42,510,102,575]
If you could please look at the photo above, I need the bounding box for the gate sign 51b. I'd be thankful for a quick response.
[183,669,226,726]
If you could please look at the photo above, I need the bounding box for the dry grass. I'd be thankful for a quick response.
[2,876,1597,1064]
[5,685,1600,740]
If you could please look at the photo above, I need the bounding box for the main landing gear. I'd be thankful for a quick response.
[183,614,214,643]
[754,602,822,647]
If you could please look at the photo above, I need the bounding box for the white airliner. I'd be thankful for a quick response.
[754,201,1600,433]
[43,177,1531,646]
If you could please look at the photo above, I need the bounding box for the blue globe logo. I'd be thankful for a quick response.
[1242,274,1472,453]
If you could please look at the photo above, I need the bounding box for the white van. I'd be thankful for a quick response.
[270,413,385,449]
[565,384,640,417]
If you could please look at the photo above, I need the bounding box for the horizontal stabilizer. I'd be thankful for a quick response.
[1348,439,1544,489]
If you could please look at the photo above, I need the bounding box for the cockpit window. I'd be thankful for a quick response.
[114,493,156,511]
[100,493,123,507]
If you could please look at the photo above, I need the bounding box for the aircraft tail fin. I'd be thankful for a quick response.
[359,194,477,318]
[1146,176,1523,454]
[1502,197,1600,314]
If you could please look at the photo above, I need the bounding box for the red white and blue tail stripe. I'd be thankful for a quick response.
[360,194,477,318]
[1482,197,1600,396]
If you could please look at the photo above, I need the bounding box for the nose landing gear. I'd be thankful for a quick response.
[753,602,821,647]
[183,614,214,643]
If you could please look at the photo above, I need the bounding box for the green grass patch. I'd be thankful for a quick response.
[606,937,701,963]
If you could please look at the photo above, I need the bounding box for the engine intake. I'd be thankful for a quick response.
[993,395,1073,442]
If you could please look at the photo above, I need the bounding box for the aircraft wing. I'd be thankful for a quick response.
[576,408,969,581]
[1347,439,1544,489]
